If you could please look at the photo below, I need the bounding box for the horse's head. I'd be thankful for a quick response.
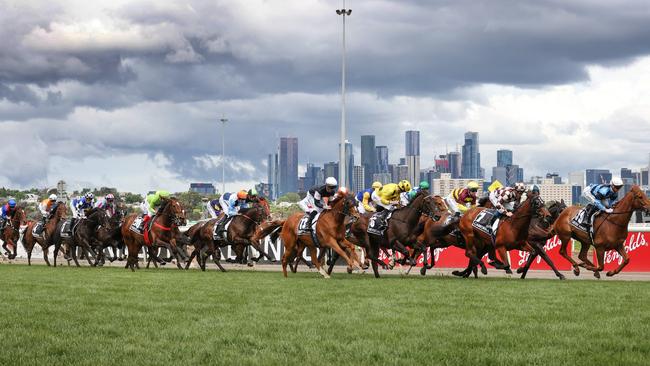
[87,208,109,227]
[547,200,567,221]
[164,198,186,226]
[330,190,360,223]
[257,197,271,219]
[630,186,650,214]
[53,201,67,219]
[12,206,26,226]
[430,195,449,217]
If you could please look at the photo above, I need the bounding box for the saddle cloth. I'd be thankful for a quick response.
[213,216,235,241]
[32,222,44,237]
[472,209,499,236]
[297,212,321,236]
[570,206,593,235]
[60,219,73,238]
[130,216,144,234]
[367,211,393,236]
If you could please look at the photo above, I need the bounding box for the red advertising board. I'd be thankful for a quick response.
[594,231,650,272]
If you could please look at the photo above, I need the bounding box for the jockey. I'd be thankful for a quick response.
[0,199,17,231]
[371,181,409,212]
[247,188,259,201]
[407,181,430,203]
[206,198,222,219]
[39,194,58,223]
[445,181,479,216]
[226,190,249,217]
[397,180,413,206]
[142,190,171,219]
[582,177,623,225]
[355,181,382,214]
[489,186,519,218]
[70,192,95,227]
[94,193,116,217]
[298,177,338,231]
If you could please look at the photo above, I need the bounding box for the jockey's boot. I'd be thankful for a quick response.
[306,211,318,231]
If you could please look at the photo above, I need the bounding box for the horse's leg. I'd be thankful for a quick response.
[327,250,340,275]
[576,241,595,270]
[212,247,227,272]
[558,233,581,276]
[392,240,414,266]
[593,246,605,279]
[495,245,512,274]
[185,247,198,270]
[518,249,538,279]
[607,244,629,277]
[533,244,565,280]
[308,244,329,278]
[420,246,430,276]
[326,240,362,273]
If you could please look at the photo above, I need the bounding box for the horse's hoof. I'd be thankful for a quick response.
[573,267,580,276]
[480,266,488,275]
[558,274,566,280]
[516,267,524,274]
[505,268,513,274]
[594,271,601,279]
[451,270,464,277]
[606,271,615,277]
[420,267,426,276]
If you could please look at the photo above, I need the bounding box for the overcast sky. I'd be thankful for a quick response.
[1,0,650,194]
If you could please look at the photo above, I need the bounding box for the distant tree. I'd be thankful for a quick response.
[123,193,144,204]
[277,192,301,203]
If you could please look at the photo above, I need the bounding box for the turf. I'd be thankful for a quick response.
[0,265,648,366]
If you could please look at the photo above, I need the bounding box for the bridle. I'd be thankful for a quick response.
[326,197,359,223]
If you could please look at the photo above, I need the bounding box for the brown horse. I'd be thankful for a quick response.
[22,202,67,266]
[53,208,109,267]
[555,185,650,278]
[121,198,187,271]
[1,206,26,259]
[261,191,361,278]
[459,193,545,277]
[185,200,271,271]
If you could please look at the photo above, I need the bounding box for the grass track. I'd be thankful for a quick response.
[0,265,649,365]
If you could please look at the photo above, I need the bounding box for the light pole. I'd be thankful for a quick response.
[336,2,351,188]
[220,116,228,194]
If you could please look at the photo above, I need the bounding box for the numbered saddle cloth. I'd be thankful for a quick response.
[297,212,321,236]
[32,221,44,237]
[129,216,145,234]
[213,216,235,241]
[60,219,73,238]
[472,209,499,236]
[367,211,392,236]
[570,206,591,233]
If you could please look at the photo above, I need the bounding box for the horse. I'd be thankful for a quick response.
[22,202,67,266]
[120,197,187,271]
[1,206,26,260]
[365,190,437,278]
[458,192,546,278]
[93,207,127,265]
[53,208,109,267]
[516,200,567,279]
[554,185,650,278]
[185,200,271,271]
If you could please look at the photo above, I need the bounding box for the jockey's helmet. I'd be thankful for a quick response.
[398,180,411,192]
[371,181,382,190]
[237,190,248,200]
[49,194,57,201]
[325,177,338,187]
[419,181,430,190]
[8,199,16,208]
[467,181,479,192]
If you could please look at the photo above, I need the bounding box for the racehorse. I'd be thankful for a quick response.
[365,190,437,277]
[121,197,187,271]
[53,208,109,267]
[1,206,26,259]
[22,202,67,266]
[516,200,567,279]
[93,207,126,265]
[554,185,650,278]
[458,192,546,277]
[185,200,271,271]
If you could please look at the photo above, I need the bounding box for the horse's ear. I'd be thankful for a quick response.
[561,199,565,204]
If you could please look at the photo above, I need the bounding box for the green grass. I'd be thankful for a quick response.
[0,265,649,366]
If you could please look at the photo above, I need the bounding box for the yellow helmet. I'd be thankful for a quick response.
[372,181,383,190]
[398,180,412,192]
[467,181,479,191]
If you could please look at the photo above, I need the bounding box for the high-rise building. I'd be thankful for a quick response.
[373,172,392,185]
[324,162,339,182]
[517,167,524,183]
[447,151,461,179]
[585,169,612,186]
[496,149,513,167]
[546,172,562,184]
[621,168,633,180]
[353,166,365,193]
[279,137,298,195]
[641,168,649,187]
[571,185,582,205]
[432,173,484,197]
[304,164,322,190]
[376,146,389,174]
[267,153,279,199]
[568,171,584,188]
[391,164,409,183]
[405,130,421,186]
[505,164,520,186]
[339,140,354,189]
[491,166,507,185]
[360,135,376,188]
[461,131,481,179]
[535,179,573,203]
[189,183,216,195]
[434,155,449,173]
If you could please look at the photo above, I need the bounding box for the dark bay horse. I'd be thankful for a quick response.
[53,208,109,267]
[185,200,271,271]
[2,206,26,260]
[22,202,67,266]
[121,198,186,271]
[458,193,545,278]
[94,208,126,265]
[555,185,650,278]
[365,190,437,277]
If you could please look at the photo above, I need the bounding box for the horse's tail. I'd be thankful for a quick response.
[255,220,285,243]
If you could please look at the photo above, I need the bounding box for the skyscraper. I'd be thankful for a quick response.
[324,162,339,182]
[279,137,298,195]
[461,132,481,179]
[585,169,612,186]
[447,151,461,179]
[267,153,279,199]
[353,166,365,193]
[496,149,513,167]
[405,131,420,185]
[360,135,376,188]
[376,146,389,174]
[304,163,322,190]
